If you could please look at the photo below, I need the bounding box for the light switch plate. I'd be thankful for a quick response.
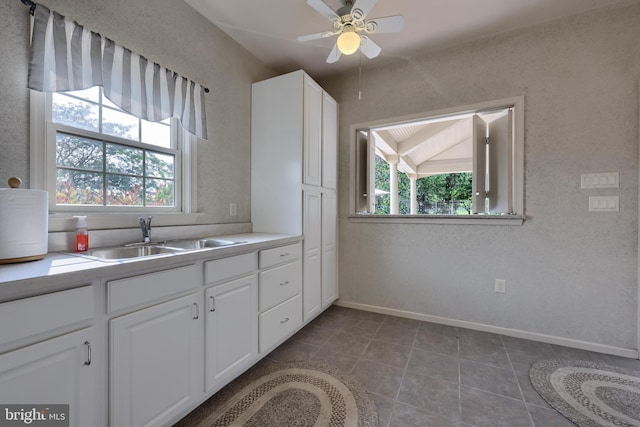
[581,172,619,189]
[588,196,619,212]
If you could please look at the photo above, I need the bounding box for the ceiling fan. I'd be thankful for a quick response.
[297,0,406,63]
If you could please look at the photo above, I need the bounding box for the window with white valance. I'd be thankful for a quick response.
[26,3,202,226]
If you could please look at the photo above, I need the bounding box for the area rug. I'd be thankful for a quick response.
[174,359,378,427]
[529,359,640,427]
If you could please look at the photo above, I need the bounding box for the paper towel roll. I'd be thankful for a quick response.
[0,188,48,263]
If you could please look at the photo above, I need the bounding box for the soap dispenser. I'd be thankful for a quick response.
[73,216,89,252]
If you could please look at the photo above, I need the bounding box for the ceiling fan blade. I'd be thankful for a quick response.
[307,0,340,22]
[365,15,405,34]
[359,36,382,59]
[326,43,342,63]
[351,0,378,20]
[297,31,337,42]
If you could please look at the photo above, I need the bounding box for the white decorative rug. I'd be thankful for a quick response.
[529,359,640,427]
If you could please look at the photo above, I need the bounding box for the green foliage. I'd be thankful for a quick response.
[374,154,472,215]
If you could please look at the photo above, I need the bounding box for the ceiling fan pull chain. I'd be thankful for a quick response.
[358,49,363,100]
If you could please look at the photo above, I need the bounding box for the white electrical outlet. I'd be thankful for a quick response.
[229,203,237,216]
[581,172,619,189]
[588,196,619,212]
[495,279,506,293]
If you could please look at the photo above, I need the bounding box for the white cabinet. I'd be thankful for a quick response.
[251,70,339,324]
[204,272,258,393]
[303,188,322,320]
[110,293,203,427]
[258,243,303,353]
[0,327,96,427]
[322,92,338,190]
[0,286,96,427]
[321,190,338,307]
[304,76,323,187]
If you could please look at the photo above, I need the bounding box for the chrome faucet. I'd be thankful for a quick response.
[139,216,152,243]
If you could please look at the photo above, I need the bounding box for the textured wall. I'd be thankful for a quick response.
[320,3,640,350]
[0,0,275,224]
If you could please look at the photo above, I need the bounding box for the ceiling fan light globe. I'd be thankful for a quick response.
[337,31,361,55]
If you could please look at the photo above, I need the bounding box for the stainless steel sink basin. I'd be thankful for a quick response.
[71,237,246,262]
[163,238,246,250]
[78,245,182,261]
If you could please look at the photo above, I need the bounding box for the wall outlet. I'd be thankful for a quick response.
[588,196,619,212]
[495,279,506,293]
[229,203,237,217]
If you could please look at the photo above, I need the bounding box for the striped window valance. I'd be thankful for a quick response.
[27,5,208,140]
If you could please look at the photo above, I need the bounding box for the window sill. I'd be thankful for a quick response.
[48,212,205,232]
[348,214,526,225]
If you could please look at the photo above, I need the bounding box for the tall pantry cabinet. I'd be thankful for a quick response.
[251,70,338,322]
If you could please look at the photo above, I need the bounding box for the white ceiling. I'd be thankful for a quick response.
[184,0,627,80]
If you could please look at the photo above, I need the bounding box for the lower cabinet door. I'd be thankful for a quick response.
[110,293,202,427]
[0,327,96,427]
[205,274,258,392]
[259,294,303,353]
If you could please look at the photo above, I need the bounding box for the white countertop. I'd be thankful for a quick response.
[0,233,302,303]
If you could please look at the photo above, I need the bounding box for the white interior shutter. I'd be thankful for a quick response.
[355,129,375,213]
[472,114,487,214]
[487,109,513,213]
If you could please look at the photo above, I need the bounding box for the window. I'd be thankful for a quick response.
[50,87,178,209]
[31,86,198,215]
[30,87,199,231]
[352,97,524,223]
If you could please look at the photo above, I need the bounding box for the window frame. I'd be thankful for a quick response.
[30,89,201,231]
[349,96,525,225]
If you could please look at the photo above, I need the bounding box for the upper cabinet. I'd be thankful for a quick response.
[303,76,323,187]
[251,70,338,234]
[322,93,338,190]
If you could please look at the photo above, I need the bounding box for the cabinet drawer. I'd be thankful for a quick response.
[259,243,302,269]
[205,252,257,285]
[0,286,93,349]
[259,260,302,311]
[108,265,198,313]
[259,294,302,353]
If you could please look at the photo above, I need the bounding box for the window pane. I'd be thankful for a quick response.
[56,169,103,205]
[56,133,104,171]
[102,107,139,140]
[61,87,100,103]
[141,120,171,148]
[145,179,174,206]
[146,152,174,179]
[106,143,143,175]
[106,175,143,206]
[52,95,99,132]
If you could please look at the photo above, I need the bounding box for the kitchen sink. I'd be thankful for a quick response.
[163,238,247,250]
[77,245,183,261]
[72,238,247,261]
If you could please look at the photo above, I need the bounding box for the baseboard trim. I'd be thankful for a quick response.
[334,300,639,359]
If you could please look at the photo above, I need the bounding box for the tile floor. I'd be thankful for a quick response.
[264,305,640,427]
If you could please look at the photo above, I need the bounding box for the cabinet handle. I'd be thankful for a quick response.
[279,252,290,257]
[209,296,216,312]
[192,303,199,319]
[84,341,91,366]
[280,281,290,286]
[280,317,290,324]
